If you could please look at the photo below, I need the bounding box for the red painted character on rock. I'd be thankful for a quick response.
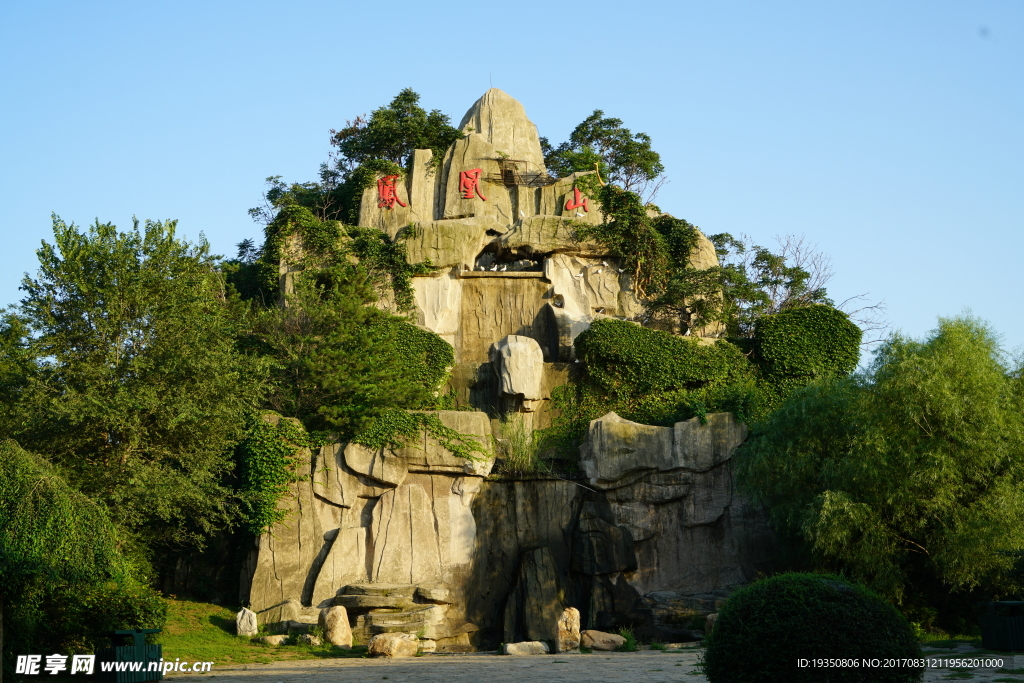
[377,174,407,209]
[458,168,488,201]
[565,187,588,212]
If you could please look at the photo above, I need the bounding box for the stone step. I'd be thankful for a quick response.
[342,583,415,598]
[356,605,446,628]
[333,594,414,611]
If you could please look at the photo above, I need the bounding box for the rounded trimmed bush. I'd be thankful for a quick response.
[704,573,922,683]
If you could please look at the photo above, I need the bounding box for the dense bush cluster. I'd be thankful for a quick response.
[704,574,922,683]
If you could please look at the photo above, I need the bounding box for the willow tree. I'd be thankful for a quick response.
[737,317,1024,627]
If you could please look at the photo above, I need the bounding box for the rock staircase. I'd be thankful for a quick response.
[332,583,477,651]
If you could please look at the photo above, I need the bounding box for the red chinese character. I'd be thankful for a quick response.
[459,168,488,201]
[565,187,589,213]
[377,174,407,209]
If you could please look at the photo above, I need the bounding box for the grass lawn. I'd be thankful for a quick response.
[157,598,367,666]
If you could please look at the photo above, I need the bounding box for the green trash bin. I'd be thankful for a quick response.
[95,629,163,683]
[979,602,1024,651]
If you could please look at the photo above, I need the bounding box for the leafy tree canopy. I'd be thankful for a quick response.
[542,110,665,200]
[735,316,1024,623]
[3,216,270,548]
[330,87,464,172]
[248,88,463,228]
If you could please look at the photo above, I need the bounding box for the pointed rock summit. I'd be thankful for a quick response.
[458,89,546,172]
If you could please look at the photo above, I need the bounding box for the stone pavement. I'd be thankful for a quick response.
[168,643,1024,683]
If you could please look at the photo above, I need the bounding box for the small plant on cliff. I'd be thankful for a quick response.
[494,415,547,476]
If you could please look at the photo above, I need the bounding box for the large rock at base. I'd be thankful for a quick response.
[235,607,257,637]
[256,598,301,628]
[503,546,563,645]
[367,632,419,658]
[371,484,444,584]
[557,607,581,653]
[257,635,289,646]
[504,641,549,655]
[311,527,368,607]
[318,605,353,648]
[581,630,626,651]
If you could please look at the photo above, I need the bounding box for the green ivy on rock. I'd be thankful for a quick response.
[236,414,328,535]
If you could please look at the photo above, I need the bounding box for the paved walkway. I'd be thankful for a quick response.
[168,643,1024,683]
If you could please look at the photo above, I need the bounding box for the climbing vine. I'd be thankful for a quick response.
[236,414,329,535]
[352,408,489,461]
[255,199,434,310]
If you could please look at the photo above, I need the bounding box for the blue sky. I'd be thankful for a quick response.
[2,1,1021,358]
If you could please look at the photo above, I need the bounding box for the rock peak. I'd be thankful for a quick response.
[458,89,546,172]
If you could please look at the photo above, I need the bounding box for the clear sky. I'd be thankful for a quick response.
[2,1,1021,358]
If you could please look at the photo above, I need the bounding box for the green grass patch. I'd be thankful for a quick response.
[157,598,366,665]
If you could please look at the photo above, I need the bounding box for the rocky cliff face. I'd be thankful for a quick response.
[245,410,775,649]
[244,91,774,651]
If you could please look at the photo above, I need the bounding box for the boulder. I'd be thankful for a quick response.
[419,639,437,653]
[581,630,626,651]
[256,598,301,628]
[285,620,314,634]
[580,413,675,489]
[504,641,549,655]
[235,607,257,637]
[415,585,451,603]
[318,605,353,648]
[257,635,289,646]
[297,633,322,646]
[343,442,408,487]
[368,632,419,658]
[557,607,581,653]
[673,413,747,473]
[491,335,545,411]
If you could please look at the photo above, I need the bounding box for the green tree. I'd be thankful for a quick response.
[247,261,453,439]
[4,216,270,548]
[0,441,165,682]
[330,87,464,172]
[736,317,1024,624]
[249,89,464,228]
[542,110,665,200]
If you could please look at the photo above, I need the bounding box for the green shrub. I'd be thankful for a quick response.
[703,573,922,683]
[754,304,861,398]
[616,626,639,652]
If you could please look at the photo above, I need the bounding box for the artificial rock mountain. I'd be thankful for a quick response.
[240,90,775,651]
